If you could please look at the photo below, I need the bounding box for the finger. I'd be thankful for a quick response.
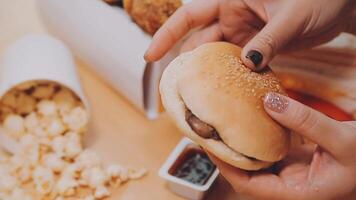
[208,153,288,199]
[283,23,343,53]
[241,3,306,71]
[264,92,354,160]
[180,23,223,53]
[343,121,356,129]
[144,0,219,62]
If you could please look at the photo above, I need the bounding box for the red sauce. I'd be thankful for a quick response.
[286,90,353,121]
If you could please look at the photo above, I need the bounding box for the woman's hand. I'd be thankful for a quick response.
[209,93,356,200]
[144,0,356,70]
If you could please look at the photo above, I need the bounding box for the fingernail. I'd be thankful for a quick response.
[246,50,263,69]
[264,92,289,113]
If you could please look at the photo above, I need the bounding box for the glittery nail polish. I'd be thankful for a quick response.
[246,50,263,69]
[264,92,289,113]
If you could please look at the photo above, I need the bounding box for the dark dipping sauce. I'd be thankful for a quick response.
[169,145,216,186]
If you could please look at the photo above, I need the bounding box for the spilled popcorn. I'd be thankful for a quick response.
[0,81,146,200]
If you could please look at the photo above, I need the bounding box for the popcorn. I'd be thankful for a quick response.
[33,126,47,138]
[3,114,25,138]
[83,195,95,200]
[106,165,123,187]
[94,185,110,199]
[15,81,36,90]
[106,164,122,178]
[15,93,36,115]
[76,150,101,169]
[38,138,52,157]
[65,131,81,142]
[64,139,82,159]
[0,192,9,200]
[56,175,78,197]
[9,154,26,172]
[32,83,55,99]
[19,134,37,150]
[2,91,36,115]
[11,187,32,200]
[37,100,57,116]
[109,177,121,188]
[0,150,9,163]
[38,137,52,147]
[42,153,66,173]
[119,167,129,182]
[45,117,66,137]
[53,89,77,114]
[0,174,17,193]
[81,167,109,188]
[128,168,147,180]
[24,112,40,133]
[0,82,147,199]
[0,105,13,122]
[17,164,32,184]
[52,136,66,157]
[62,163,82,179]
[26,144,40,166]
[62,106,88,132]
[32,166,54,195]
[0,164,11,175]
[1,90,18,110]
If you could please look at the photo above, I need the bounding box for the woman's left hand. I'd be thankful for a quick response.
[144,0,355,71]
[209,93,356,200]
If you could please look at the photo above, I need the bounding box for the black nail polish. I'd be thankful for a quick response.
[246,50,263,68]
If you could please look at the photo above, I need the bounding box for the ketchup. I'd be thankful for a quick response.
[286,90,353,121]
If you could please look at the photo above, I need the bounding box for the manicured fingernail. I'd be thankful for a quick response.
[264,92,289,113]
[246,50,263,69]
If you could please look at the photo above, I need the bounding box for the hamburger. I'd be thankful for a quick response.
[160,42,291,170]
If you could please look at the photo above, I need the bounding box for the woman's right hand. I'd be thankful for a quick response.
[209,93,356,200]
[145,0,356,71]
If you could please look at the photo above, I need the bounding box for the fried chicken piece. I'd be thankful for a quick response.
[123,0,182,35]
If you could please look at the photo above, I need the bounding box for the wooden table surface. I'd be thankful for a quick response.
[0,1,242,199]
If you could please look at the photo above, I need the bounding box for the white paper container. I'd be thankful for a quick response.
[37,0,184,119]
[159,137,219,200]
[0,34,89,112]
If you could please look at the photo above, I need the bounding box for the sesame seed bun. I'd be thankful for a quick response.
[160,42,291,170]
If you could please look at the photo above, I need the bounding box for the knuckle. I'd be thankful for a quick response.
[291,107,319,133]
[255,33,279,55]
[165,25,178,43]
[341,123,356,147]
[181,7,195,30]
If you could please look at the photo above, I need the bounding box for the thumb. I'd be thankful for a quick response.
[241,5,304,71]
[263,92,353,161]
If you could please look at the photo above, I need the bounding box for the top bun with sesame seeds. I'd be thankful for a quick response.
[160,42,291,170]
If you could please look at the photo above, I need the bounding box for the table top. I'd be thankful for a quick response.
[0,1,241,199]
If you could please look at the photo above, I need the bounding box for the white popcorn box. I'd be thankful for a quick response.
[0,34,90,114]
[37,0,185,119]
